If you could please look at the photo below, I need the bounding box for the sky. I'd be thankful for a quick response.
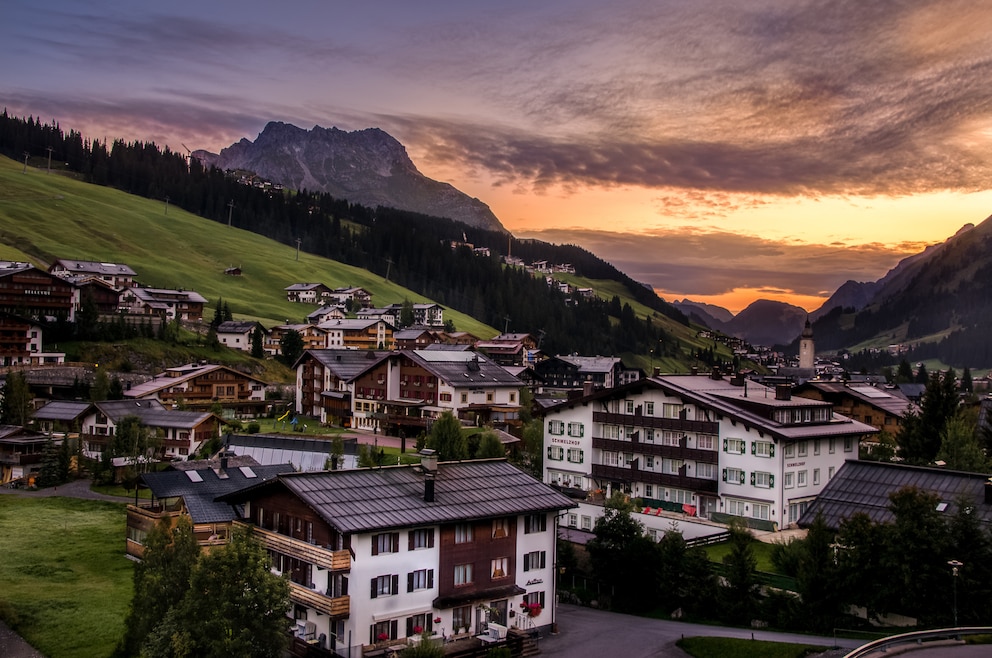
[5,0,992,314]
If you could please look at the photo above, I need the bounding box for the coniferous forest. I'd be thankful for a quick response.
[0,112,690,359]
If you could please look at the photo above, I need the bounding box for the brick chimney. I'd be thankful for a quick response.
[775,384,792,401]
[420,449,438,503]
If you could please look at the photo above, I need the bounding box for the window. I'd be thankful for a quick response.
[753,441,774,458]
[813,439,821,455]
[452,605,472,631]
[524,591,546,609]
[567,513,577,527]
[491,557,508,579]
[406,613,433,638]
[828,466,835,480]
[645,402,655,415]
[752,471,774,488]
[409,528,434,550]
[455,524,473,544]
[828,438,836,454]
[408,568,434,592]
[371,574,399,598]
[645,456,654,469]
[461,393,468,404]
[603,425,621,439]
[797,470,808,487]
[580,515,592,530]
[697,434,716,450]
[486,392,494,402]
[372,532,399,555]
[662,403,683,419]
[665,458,684,474]
[813,468,821,486]
[567,422,584,437]
[547,446,564,461]
[567,448,584,463]
[492,518,510,539]
[372,620,398,643]
[784,472,794,488]
[725,438,745,454]
[661,431,680,447]
[644,484,653,497]
[724,467,744,484]
[547,420,564,435]
[625,400,635,414]
[844,436,854,452]
[454,563,473,586]
[524,514,547,534]
[524,550,547,572]
[696,462,716,480]
[726,499,746,516]
[509,392,516,403]
[603,451,620,466]
[440,392,452,402]
[798,441,808,457]
[624,452,634,465]
[752,503,770,520]
[671,488,691,504]
[784,443,796,458]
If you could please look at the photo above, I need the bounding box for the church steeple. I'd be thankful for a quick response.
[799,317,814,370]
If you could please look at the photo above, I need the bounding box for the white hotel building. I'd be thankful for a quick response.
[542,371,877,534]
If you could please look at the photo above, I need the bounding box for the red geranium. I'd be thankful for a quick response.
[413,625,423,634]
[377,633,389,641]
[433,617,442,624]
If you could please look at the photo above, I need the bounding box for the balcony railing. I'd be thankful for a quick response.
[592,436,718,464]
[236,522,350,572]
[591,463,719,493]
[288,582,350,618]
[593,411,719,435]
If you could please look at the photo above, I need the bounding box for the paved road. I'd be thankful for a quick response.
[0,476,133,502]
[0,620,44,658]
[540,604,863,657]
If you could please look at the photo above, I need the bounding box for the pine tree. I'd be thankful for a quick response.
[0,370,32,426]
[426,411,467,461]
[251,326,265,359]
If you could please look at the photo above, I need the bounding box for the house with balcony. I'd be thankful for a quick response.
[216,320,267,352]
[0,261,75,322]
[0,425,52,484]
[326,287,373,309]
[125,456,293,560]
[382,303,445,328]
[792,380,918,437]
[0,312,64,365]
[317,318,394,350]
[80,398,221,461]
[294,349,389,426]
[286,283,333,304]
[121,286,207,322]
[267,324,329,356]
[541,371,877,538]
[534,355,627,393]
[48,258,137,289]
[219,455,575,658]
[124,362,269,417]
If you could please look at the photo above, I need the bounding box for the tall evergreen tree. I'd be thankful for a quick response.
[1,370,32,426]
[427,411,467,461]
[251,326,265,359]
[721,519,759,623]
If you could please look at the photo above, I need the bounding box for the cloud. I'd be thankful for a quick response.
[514,226,919,300]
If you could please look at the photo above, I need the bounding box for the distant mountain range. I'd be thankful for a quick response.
[680,220,992,366]
[195,122,506,233]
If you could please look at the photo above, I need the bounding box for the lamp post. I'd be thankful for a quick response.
[948,559,963,627]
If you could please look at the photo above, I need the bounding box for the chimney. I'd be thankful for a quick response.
[691,366,699,376]
[424,474,436,503]
[775,384,792,401]
[220,455,228,471]
[420,449,438,473]
[652,367,660,378]
[582,381,595,397]
[710,366,722,380]
[985,478,992,505]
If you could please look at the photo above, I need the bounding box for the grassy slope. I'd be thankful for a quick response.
[677,637,824,658]
[0,155,496,338]
[0,497,132,658]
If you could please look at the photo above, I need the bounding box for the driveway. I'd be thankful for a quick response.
[0,477,132,502]
[540,604,864,657]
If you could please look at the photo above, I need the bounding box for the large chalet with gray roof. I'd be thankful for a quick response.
[77,398,221,460]
[124,362,269,416]
[220,456,575,657]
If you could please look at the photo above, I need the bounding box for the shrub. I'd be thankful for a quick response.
[247,422,261,434]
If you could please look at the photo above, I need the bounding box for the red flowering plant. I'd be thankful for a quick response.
[433,617,442,624]
[412,626,423,635]
[377,633,389,642]
[527,603,542,617]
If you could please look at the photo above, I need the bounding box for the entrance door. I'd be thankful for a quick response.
[489,599,507,626]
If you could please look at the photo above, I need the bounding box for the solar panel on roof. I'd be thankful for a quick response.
[185,470,203,482]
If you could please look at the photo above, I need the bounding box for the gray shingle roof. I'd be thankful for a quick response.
[141,463,295,524]
[32,400,92,422]
[229,459,575,534]
[93,399,213,427]
[298,349,391,378]
[799,460,992,530]
[409,350,521,388]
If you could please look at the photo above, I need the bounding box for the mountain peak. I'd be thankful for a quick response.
[201,122,505,233]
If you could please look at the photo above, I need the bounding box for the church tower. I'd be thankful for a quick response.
[799,318,815,370]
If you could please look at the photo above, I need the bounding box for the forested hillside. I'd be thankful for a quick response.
[0,112,698,360]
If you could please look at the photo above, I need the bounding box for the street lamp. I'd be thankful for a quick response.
[948,559,963,627]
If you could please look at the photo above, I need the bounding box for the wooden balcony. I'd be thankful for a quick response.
[591,463,719,494]
[236,522,350,572]
[592,436,718,464]
[288,582,350,618]
[593,411,719,435]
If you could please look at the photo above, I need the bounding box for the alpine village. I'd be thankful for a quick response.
[5,113,992,658]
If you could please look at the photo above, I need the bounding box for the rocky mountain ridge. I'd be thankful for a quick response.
[195,122,506,233]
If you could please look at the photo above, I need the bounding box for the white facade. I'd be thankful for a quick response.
[543,375,875,535]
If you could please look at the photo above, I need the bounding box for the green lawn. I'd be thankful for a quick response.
[704,539,780,573]
[677,636,825,658]
[0,496,132,658]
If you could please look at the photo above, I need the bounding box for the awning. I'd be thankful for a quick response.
[433,584,525,609]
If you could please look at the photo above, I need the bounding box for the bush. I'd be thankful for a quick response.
[247,422,261,434]
[400,638,445,658]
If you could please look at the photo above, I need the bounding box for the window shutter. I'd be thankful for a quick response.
[740,471,746,484]
[579,451,584,464]
[769,474,775,487]
[371,578,378,599]
[751,442,755,455]
[547,446,553,459]
[540,552,546,569]
[770,444,775,457]
[372,536,379,556]
[391,533,399,552]
[523,556,530,572]
[428,530,435,548]
[370,625,375,643]
[407,572,414,593]
[427,569,434,588]
[408,532,415,551]
[390,620,398,640]
[750,472,755,486]
[722,469,727,482]
[723,438,728,451]
[406,618,414,637]
[391,574,399,595]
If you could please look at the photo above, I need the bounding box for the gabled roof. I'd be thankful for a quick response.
[92,399,214,428]
[31,400,92,422]
[222,459,575,534]
[124,363,268,399]
[0,425,47,443]
[317,318,392,331]
[127,287,208,305]
[293,349,391,378]
[799,460,992,530]
[140,462,294,524]
[394,328,436,340]
[557,355,622,373]
[795,381,918,419]
[406,350,521,388]
[50,259,136,277]
[216,320,265,334]
[285,282,328,291]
